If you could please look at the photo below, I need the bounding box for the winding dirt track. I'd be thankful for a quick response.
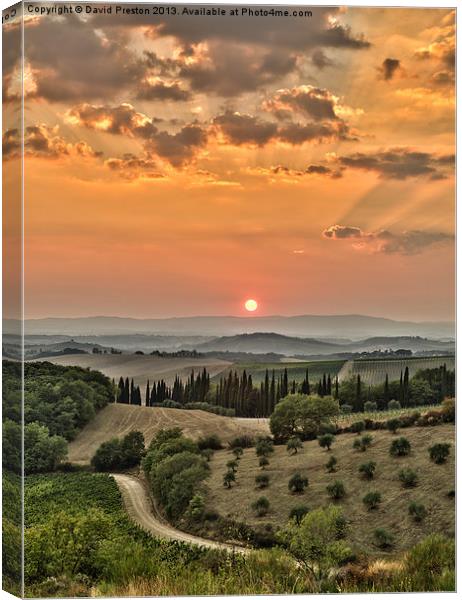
[112,473,248,554]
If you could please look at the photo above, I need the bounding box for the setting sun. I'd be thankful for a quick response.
[244,299,258,312]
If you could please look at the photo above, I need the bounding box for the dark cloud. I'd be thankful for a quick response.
[336,148,454,180]
[378,58,401,81]
[311,49,334,69]
[105,153,164,180]
[323,225,454,255]
[136,80,192,101]
[265,86,340,120]
[2,128,21,159]
[431,70,454,86]
[306,164,342,178]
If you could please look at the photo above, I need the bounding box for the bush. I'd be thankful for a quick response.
[259,456,269,469]
[364,401,377,412]
[341,404,352,414]
[232,446,244,459]
[228,435,254,449]
[351,421,365,435]
[223,470,236,488]
[288,473,308,494]
[405,534,455,591]
[289,505,309,526]
[386,418,401,434]
[409,501,427,522]
[390,437,411,457]
[388,399,401,410]
[353,434,372,452]
[428,443,451,464]
[255,474,269,489]
[359,461,376,480]
[326,480,346,500]
[326,455,337,473]
[255,437,274,458]
[286,436,303,455]
[318,433,335,451]
[201,448,214,462]
[251,496,270,517]
[374,528,394,549]
[363,491,382,510]
[441,398,455,422]
[399,468,418,488]
[197,435,223,450]
[226,459,239,473]
[352,439,362,451]
[185,493,205,522]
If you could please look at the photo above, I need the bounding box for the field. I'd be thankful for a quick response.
[68,404,270,464]
[28,353,231,387]
[348,356,454,385]
[204,424,455,557]
[213,359,346,384]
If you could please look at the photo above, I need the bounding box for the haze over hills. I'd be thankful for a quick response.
[6,313,455,339]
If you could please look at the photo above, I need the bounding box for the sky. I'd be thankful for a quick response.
[3,5,455,321]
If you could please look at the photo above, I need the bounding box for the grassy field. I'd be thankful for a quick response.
[28,353,231,387]
[204,424,455,558]
[68,404,270,464]
[349,356,454,385]
[213,359,346,384]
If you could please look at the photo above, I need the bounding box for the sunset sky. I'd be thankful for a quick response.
[3,5,455,321]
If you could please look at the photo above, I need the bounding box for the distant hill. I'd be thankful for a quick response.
[6,313,455,340]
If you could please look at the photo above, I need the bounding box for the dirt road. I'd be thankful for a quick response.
[112,473,248,554]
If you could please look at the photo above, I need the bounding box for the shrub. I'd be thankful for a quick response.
[326,480,346,500]
[251,496,270,517]
[404,535,455,591]
[386,418,401,434]
[441,398,455,422]
[341,404,352,414]
[232,447,244,459]
[259,456,269,469]
[359,461,376,480]
[364,401,377,412]
[399,468,418,488]
[428,443,451,464]
[197,435,223,450]
[326,455,337,473]
[318,433,335,451]
[226,459,238,473]
[185,493,205,522]
[223,470,235,488]
[201,448,214,462]
[360,434,373,450]
[288,473,308,493]
[409,501,427,522]
[289,505,309,526]
[388,399,401,410]
[363,491,382,510]
[255,437,274,458]
[229,435,254,449]
[352,439,362,451]
[351,421,365,435]
[374,528,394,549]
[255,474,269,489]
[390,437,411,457]
[286,436,303,455]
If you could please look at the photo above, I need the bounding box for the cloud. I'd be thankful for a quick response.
[264,85,342,120]
[323,225,454,255]
[136,79,192,101]
[414,12,455,85]
[311,49,334,69]
[378,58,401,81]
[67,103,207,166]
[105,154,165,181]
[247,164,342,180]
[334,148,454,180]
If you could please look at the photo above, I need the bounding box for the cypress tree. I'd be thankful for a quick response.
[145,380,150,407]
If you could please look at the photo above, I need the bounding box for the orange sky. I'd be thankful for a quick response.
[3,6,455,320]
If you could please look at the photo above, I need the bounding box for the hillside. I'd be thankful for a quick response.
[350,356,455,385]
[28,353,231,388]
[204,424,455,558]
[68,404,270,464]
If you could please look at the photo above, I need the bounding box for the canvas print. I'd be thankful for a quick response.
[2,2,456,597]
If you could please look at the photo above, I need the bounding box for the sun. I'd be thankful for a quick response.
[244,298,258,312]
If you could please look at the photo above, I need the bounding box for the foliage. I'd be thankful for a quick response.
[388,400,401,411]
[201,448,214,462]
[91,431,145,472]
[386,418,401,434]
[403,534,455,591]
[185,494,205,522]
[227,459,239,473]
[255,474,269,489]
[326,480,346,500]
[318,433,335,451]
[197,435,223,450]
[25,422,68,474]
[350,421,365,435]
[255,437,274,457]
[270,394,339,441]
[409,501,427,522]
[428,443,451,464]
[288,473,308,494]
[374,528,394,549]
[399,468,418,488]
[3,419,21,474]
[390,437,411,457]
[223,470,236,488]
[359,461,376,480]
[289,505,309,526]
[259,456,269,469]
[232,446,244,459]
[251,496,270,517]
[229,435,254,449]
[363,491,382,510]
[326,455,337,473]
[286,436,303,455]
[353,434,373,452]
[364,401,377,412]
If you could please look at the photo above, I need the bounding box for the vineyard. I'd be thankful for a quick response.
[349,356,454,385]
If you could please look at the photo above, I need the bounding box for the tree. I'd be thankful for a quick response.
[326,455,337,473]
[24,423,67,474]
[409,501,427,522]
[360,434,373,451]
[3,419,21,474]
[91,438,122,471]
[185,494,205,522]
[255,437,274,457]
[259,456,269,469]
[428,443,451,464]
[390,437,411,457]
[359,461,376,480]
[251,496,270,517]
[363,491,382,510]
[287,436,303,455]
[226,459,239,473]
[364,401,377,412]
[270,394,339,441]
[120,431,145,468]
[289,505,309,526]
[255,473,269,489]
[350,421,365,435]
[399,468,418,488]
[318,433,335,451]
[282,505,351,586]
[232,446,244,460]
[223,470,236,488]
[386,418,401,434]
[201,448,214,462]
[326,480,346,500]
[288,473,308,494]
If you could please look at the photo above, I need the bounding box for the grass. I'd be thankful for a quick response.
[203,424,455,558]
